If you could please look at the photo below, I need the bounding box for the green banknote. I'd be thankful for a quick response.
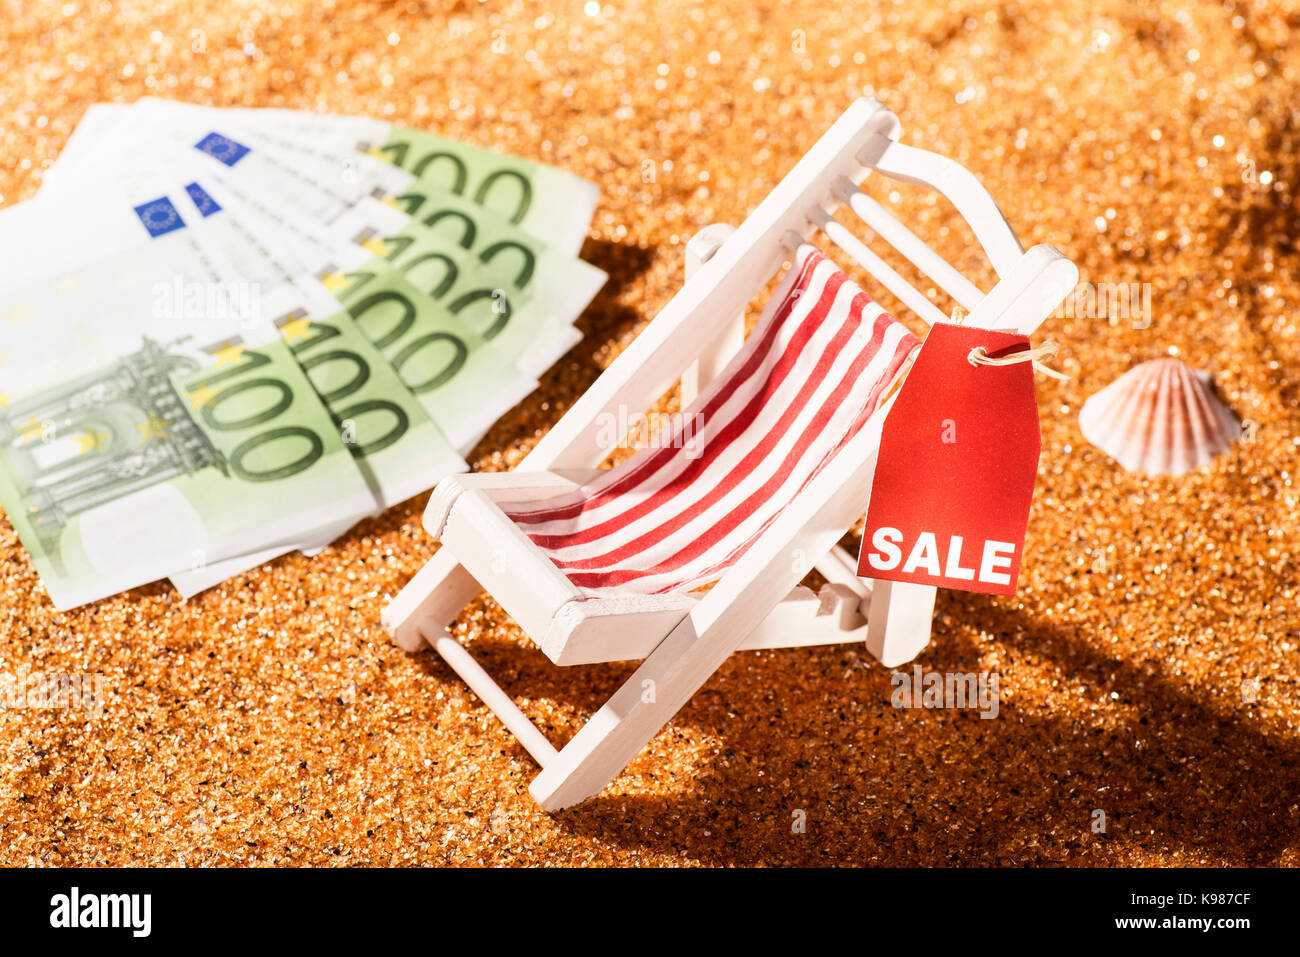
[328,261,537,454]
[209,179,602,382]
[155,178,470,596]
[158,175,545,453]
[270,280,468,505]
[70,116,605,387]
[158,177,469,505]
[9,100,605,604]
[64,99,415,229]
[167,279,469,600]
[227,108,599,255]
[169,125,605,384]
[329,198,602,379]
[0,200,376,608]
[32,162,468,510]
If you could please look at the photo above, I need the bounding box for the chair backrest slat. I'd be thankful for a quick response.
[809,212,951,327]
[834,177,986,311]
[854,133,1026,278]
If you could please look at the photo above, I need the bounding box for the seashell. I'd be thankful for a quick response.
[1078,358,1240,477]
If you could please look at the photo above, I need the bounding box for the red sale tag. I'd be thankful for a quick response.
[857,322,1041,596]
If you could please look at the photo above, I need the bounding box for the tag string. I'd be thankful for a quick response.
[967,340,1070,381]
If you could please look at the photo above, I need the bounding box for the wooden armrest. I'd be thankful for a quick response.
[422,469,604,538]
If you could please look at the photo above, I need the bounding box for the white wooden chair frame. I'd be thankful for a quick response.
[383,98,1078,810]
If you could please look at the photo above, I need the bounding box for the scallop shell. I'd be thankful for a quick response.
[1078,358,1240,476]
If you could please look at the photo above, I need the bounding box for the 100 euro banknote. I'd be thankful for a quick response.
[151,171,538,456]
[0,194,376,608]
[325,196,604,378]
[47,99,414,229]
[66,111,605,393]
[227,107,599,255]
[25,155,470,511]
[170,139,606,382]
[167,275,472,599]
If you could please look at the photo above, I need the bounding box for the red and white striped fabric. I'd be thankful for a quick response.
[504,244,921,598]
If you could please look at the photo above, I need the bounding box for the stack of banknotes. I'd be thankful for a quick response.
[0,98,606,609]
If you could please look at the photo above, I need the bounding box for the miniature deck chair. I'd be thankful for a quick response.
[383,98,1078,810]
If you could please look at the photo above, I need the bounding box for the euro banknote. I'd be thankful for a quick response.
[226,106,599,255]
[0,203,377,608]
[2,98,602,604]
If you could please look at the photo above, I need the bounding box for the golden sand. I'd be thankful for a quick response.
[2,0,1298,865]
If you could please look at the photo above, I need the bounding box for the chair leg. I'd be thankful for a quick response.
[382,547,483,652]
[426,629,559,766]
[529,611,718,810]
[386,549,560,764]
[527,578,912,810]
[864,579,936,667]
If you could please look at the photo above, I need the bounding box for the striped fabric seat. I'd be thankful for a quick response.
[503,244,921,598]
